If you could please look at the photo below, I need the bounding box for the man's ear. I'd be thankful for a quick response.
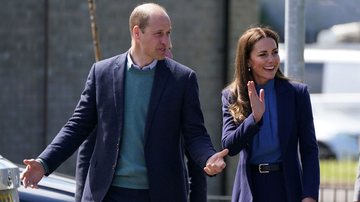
[132,25,141,40]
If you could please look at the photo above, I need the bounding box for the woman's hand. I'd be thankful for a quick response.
[247,81,265,123]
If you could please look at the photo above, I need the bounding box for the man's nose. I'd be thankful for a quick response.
[162,35,171,47]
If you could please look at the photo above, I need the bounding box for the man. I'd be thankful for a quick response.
[75,48,208,202]
[21,3,227,202]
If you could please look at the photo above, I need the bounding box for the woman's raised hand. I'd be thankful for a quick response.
[247,81,265,123]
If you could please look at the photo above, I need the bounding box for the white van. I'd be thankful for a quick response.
[279,43,360,94]
[310,93,360,160]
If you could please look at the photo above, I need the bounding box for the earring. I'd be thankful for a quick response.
[248,68,251,72]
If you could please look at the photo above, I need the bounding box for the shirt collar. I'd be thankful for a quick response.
[127,52,157,71]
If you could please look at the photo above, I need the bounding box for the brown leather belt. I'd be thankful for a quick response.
[250,163,282,173]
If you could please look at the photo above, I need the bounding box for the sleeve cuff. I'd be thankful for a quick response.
[35,158,49,174]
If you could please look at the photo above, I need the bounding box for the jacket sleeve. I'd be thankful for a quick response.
[221,89,262,156]
[182,71,216,168]
[38,64,98,174]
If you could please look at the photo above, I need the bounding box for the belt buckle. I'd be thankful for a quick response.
[259,163,269,173]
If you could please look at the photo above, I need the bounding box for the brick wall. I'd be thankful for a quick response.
[0,1,45,161]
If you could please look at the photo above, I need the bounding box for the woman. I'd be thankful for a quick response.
[221,26,319,202]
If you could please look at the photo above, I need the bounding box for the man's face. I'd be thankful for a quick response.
[138,13,172,61]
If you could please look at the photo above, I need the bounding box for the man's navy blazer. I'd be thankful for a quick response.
[38,52,216,202]
[221,79,320,202]
[75,127,207,202]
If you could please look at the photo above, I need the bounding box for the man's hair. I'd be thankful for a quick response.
[129,3,166,33]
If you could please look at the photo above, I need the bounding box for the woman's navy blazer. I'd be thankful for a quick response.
[222,79,320,202]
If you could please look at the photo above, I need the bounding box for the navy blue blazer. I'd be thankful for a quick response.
[39,52,216,202]
[221,79,319,202]
[75,127,207,202]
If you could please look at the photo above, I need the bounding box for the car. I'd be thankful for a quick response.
[18,167,76,202]
[0,155,75,202]
[310,93,360,160]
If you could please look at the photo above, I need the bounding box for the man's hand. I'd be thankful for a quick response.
[302,197,316,202]
[204,149,229,176]
[20,159,45,189]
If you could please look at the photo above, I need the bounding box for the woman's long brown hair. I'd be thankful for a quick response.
[227,26,288,123]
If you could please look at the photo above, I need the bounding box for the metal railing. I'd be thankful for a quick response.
[208,185,355,202]
[319,185,354,202]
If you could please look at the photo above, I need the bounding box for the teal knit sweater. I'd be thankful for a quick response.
[112,66,155,189]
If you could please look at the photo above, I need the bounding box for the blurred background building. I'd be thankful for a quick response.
[1,0,359,198]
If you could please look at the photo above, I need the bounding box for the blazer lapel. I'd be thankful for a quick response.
[144,60,171,140]
[113,53,127,128]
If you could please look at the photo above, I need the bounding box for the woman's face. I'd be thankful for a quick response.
[248,37,280,85]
